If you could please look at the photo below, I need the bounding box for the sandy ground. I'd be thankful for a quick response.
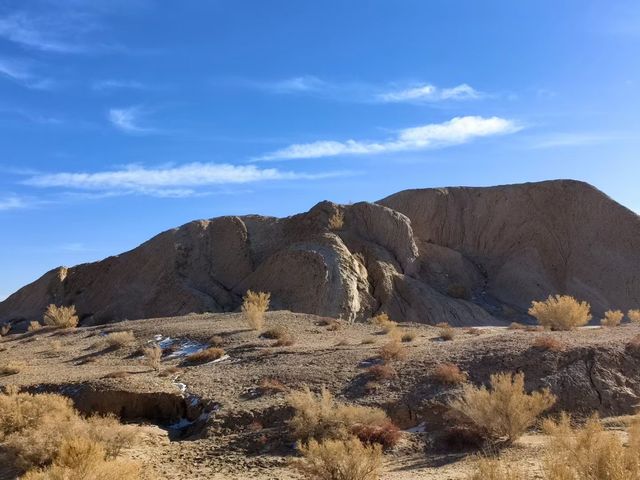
[1,312,639,479]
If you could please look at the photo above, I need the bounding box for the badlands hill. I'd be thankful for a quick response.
[1,179,639,327]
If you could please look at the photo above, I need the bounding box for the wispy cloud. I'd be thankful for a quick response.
[93,79,146,91]
[236,76,484,104]
[258,116,520,161]
[376,83,482,103]
[529,132,625,149]
[0,196,28,211]
[108,106,153,134]
[22,163,347,197]
[0,56,54,89]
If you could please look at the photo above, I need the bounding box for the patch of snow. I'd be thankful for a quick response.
[166,340,208,358]
[167,411,212,431]
[174,382,187,393]
[405,422,426,433]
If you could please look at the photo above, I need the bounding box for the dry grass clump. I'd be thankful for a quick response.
[142,344,162,371]
[433,363,468,385]
[294,437,382,480]
[533,335,564,352]
[400,331,416,342]
[467,456,525,480]
[465,327,483,336]
[258,377,288,395]
[449,372,555,445]
[438,323,455,341]
[43,304,79,329]
[528,295,591,330]
[287,386,399,448]
[542,413,640,479]
[508,322,526,330]
[104,331,135,349]
[242,290,270,331]
[378,339,407,362]
[628,309,640,323]
[371,313,397,334]
[601,309,624,327]
[186,347,225,364]
[0,389,137,475]
[262,326,287,340]
[0,324,10,336]
[0,362,21,376]
[361,337,377,345]
[328,209,345,231]
[367,364,396,381]
[27,321,42,332]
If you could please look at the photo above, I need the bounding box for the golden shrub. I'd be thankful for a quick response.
[0,324,10,336]
[542,413,640,480]
[186,347,225,364]
[628,309,640,323]
[378,339,406,362]
[508,322,526,330]
[287,386,391,444]
[242,290,270,331]
[438,324,455,341]
[467,456,525,480]
[400,331,416,342]
[294,437,382,480]
[449,372,555,444]
[533,335,564,352]
[104,331,135,349]
[371,313,397,334]
[328,209,345,230]
[433,363,468,385]
[43,304,79,329]
[601,309,624,327]
[528,295,591,330]
[142,345,162,371]
[27,321,42,332]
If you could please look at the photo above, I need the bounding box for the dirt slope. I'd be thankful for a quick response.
[1,180,638,327]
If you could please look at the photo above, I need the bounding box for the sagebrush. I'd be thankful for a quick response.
[528,295,591,330]
[628,309,640,323]
[601,309,623,327]
[449,372,555,444]
[433,363,467,385]
[43,304,79,329]
[242,290,271,331]
[467,456,525,480]
[104,331,135,349]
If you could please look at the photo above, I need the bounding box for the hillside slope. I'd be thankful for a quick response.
[1,179,638,327]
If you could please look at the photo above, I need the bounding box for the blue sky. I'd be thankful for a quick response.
[1,0,639,300]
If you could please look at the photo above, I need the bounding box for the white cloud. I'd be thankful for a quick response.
[0,12,90,53]
[376,83,482,103]
[108,107,152,134]
[22,162,345,197]
[0,196,27,211]
[258,116,520,161]
[0,56,54,89]
[93,79,145,91]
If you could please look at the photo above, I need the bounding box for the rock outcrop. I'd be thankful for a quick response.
[1,180,638,326]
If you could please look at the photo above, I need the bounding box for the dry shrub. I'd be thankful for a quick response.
[258,377,288,395]
[104,331,135,349]
[1,324,10,336]
[361,337,376,345]
[400,331,416,342]
[43,304,79,329]
[208,335,224,347]
[542,413,640,479]
[449,372,555,445]
[186,347,225,364]
[628,309,640,323]
[378,339,406,362]
[242,290,270,331]
[287,386,398,448]
[21,436,140,480]
[528,295,591,330]
[275,333,295,346]
[371,313,396,334]
[508,322,526,330]
[465,327,483,336]
[350,421,402,450]
[447,284,469,300]
[142,345,162,371]
[328,209,345,231]
[433,363,468,385]
[262,326,287,340]
[367,364,396,381]
[294,437,382,480]
[467,456,525,480]
[28,321,42,332]
[601,309,624,327]
[438,324,455,341]
[0,362,21,376]
[0,389,137,474]
[533,335,564,352]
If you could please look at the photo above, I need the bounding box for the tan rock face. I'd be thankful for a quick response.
[1,180,638,327]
